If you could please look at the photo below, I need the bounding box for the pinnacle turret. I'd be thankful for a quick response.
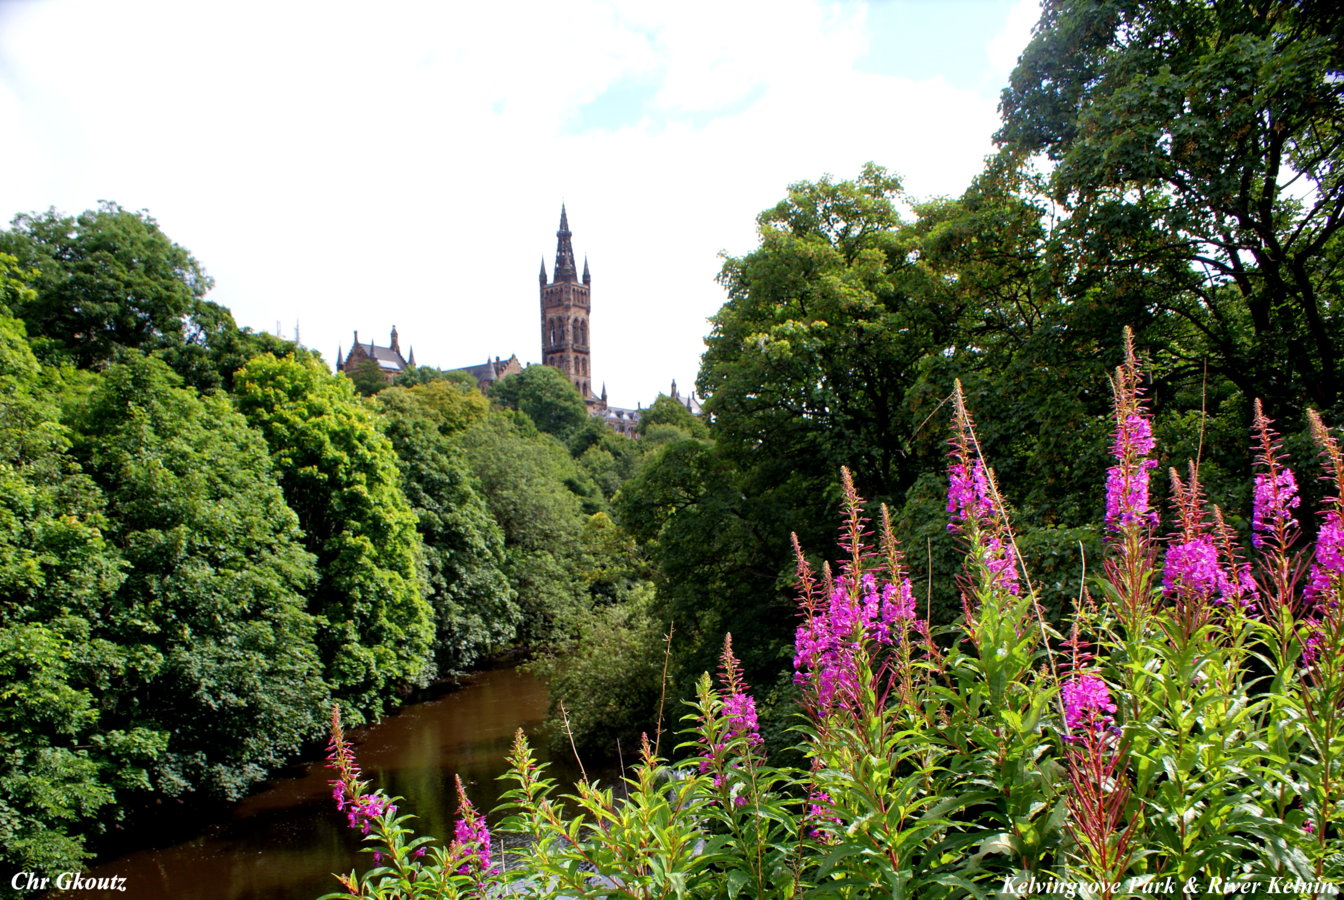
[553,205,578,283]
[582,256,591,285]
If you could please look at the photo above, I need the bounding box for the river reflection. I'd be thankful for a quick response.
[57,666,575,900]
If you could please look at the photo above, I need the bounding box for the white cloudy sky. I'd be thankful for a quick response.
[0,0,1040,409]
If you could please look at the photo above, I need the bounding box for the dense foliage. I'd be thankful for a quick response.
[232,353,434,721]
[4,0,1344,889]
[320,340,1344,898]
[0,210,644,882]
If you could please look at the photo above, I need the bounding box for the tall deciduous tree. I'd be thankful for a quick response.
[233,353,432,721]
[489,364,590,444]
[0,203,224,372]
[455,410,597,645]
[374,384,518,674]
[704,163,960,502]
[69,356,328,800]
[0,256,144,874]
[998,0,1344,417]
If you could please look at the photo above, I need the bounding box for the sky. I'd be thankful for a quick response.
[0,0,1041,410]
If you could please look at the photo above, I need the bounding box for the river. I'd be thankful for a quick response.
[55,665,580,900]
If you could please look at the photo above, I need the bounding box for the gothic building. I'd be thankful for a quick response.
[456,355,523,393]
[336,326,414,383]
[539,204,595,404]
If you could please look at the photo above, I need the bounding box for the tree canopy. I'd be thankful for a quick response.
[0,203,224,372]
[68,356,327,800]
[999,0,1344,418]
[489,364,591,443]
[233,353,433,721]
[374,384,518,673]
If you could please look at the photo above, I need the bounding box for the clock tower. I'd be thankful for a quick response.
[538,205,595,402]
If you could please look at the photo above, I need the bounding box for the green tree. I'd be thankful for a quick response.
[393,364,477,390]
[490,364,590,443]
[376,376,490,435]
[374,384,518,673]
[998,0,1344,417]
[349,357,390,396]
[637,394,708,440]
[613,437,789,692]
[0,259,146,875]
[0,203,225,373]
[704,163,960,502]
[233,353,432,720]
[530,583,665,757]
[455,411,596,645]
[577,429,642,499]
[68,356,328,800]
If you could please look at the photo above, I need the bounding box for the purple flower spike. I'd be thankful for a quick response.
[947,459,994,531]
[1061,673,1117,733]
[1163,536,1223,603]
[1251,400,1301,550]
[452,775,493,875]
[1252,469,1300,548]
[1105,334,1159,535]
[1305,512,1344,609]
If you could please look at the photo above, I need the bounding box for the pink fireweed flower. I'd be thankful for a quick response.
[344,793,395,835]
[947,383,1021,597]
[1061,673,1117,734]
[1105,331,1159,536]
[947,459,994,531]
[1106,415,1159,533]
[1162,531,1256,609]
[721,691,763,748]
[805,781,842,842]
[718,634,763,748]
[864,575,917,643]
[793,578,861,709]
[982,534,1021,596]
[452,775,493,875]
[1163,536,1225,604]
[1252,468,1301,548]
[326,705,396,835]
[1163,467,1256,613]
[1305,512,1344,609]
[793,573,918,709]
[1212,507,1257,609]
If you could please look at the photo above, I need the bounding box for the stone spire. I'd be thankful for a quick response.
[582,256,591,285]
[390,325,400,353]
[539,258,548,285]
[553,204,578,283]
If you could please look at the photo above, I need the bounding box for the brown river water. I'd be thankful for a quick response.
[49,666,580,900]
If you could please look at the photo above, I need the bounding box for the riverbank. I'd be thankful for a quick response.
[46,666,562,900]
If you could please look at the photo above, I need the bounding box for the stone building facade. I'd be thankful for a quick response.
[539,205,595,403]
[455,355,523,393]
[335,326,414,383]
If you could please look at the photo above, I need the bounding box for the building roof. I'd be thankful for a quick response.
[338,328,410,376]
[452,354,521,385]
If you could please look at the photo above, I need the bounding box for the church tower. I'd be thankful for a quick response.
[538,205,594,401]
